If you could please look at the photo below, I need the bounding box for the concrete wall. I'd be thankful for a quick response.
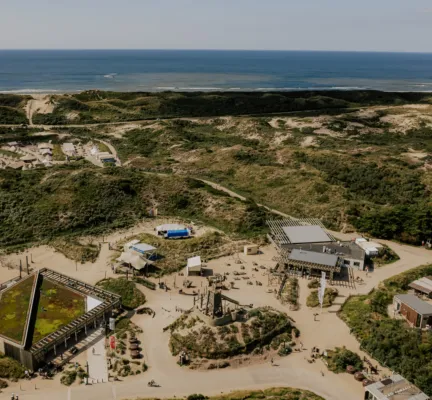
[343,257,365,271]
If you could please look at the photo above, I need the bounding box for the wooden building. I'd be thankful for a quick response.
[393,294,432,329]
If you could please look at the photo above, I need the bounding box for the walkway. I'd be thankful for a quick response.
[87,332,108,384]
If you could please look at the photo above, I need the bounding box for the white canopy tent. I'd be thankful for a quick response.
[117,252,147,271]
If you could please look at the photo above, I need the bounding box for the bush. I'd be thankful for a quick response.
[188,395,208,400]
[308,279,320,289]
[60,370,77,386]
[133,277,156,290]
[0,353,25,380]
[326,347,363,374]
[96,278,146,309]
[307,288,339,308]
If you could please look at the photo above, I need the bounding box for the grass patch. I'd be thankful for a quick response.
[132,232,229,274]
[52,239,100,263]
[96,278,145,309]
[33,277,86,344]
[52,144,66,161]
[306,288,338,308]
[135,388,324,400]
[0,275,35,343]
[0,149,20,159]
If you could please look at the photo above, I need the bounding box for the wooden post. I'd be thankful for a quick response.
[26,256,29,275]
[19,260,22,278]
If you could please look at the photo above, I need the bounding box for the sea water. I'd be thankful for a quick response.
[1,50,432,93]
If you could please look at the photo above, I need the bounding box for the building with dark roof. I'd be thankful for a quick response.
[267,219,366,271]
[394,294,432,328]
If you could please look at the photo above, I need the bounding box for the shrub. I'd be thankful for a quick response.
[0,353,25,380]
[60,370,77,386]
[326,347,363,374]
[96,278,146,309]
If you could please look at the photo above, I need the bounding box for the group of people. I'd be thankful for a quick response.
[10,394,19,400]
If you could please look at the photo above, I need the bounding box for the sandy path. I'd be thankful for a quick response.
[2,237,432,400]
[24,95,54,126]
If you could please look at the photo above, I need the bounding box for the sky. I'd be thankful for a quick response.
[1,0,432,52]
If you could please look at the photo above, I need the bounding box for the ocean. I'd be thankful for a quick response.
[1,50,432,93]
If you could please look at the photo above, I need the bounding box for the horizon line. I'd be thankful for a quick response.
[1,48,432,55]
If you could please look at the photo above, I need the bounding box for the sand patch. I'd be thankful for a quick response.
[301,136,317,148]
[402,148,429,163]
[25,94,55,125]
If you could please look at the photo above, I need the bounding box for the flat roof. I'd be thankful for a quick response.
[289,249,338,268]
[131,243,157,253]
[285,242,365,261]
[395,294,432,315]
[282,225,332,244]
[366,374,429,400]
[409,277,432,295]
[187,256,202,268]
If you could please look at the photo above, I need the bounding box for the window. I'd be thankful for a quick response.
[354,262,360,267]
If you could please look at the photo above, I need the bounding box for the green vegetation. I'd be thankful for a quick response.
[0,94,29,124]
[30,90,432,125]
[136,388,324,400]
[169,307,295,359]
[52,240,100,263]
[373,245,400,266]
[0,149,20,159]
[0,276,35,343]
[339,264,432,395]
[52,144,66,161]
[4,92,432,247]
[0,166,267,251]
[132,277,156,290]
[0,353,25,381]
[281,277,299,309]
[33,278,86,344]
[307,288,339,308]
[325,347,363,374]
[96,278,146,309]
[60,369,78,386]
[130,232,230,274]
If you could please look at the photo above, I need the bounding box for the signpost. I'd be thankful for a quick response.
[318,271,326,313]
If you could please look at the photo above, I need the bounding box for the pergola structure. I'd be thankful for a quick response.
[275,248,342,281]
[267,218,336,247]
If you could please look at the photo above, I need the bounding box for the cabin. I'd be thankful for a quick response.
[409,276,432,299]
[186,256,202,276]
[393,294,432,328]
